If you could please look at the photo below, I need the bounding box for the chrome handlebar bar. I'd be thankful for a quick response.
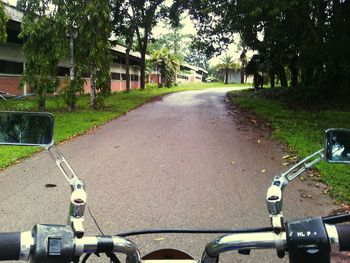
[12,223,340,262]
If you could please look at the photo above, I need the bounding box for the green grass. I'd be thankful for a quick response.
[0,82,246,169]
[228,90,350,202]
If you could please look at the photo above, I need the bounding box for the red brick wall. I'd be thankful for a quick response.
[0,76,140,96]
[148,74,160,84]
[0,76,22,95]
[83,79,91,94]
[131,81,139,89]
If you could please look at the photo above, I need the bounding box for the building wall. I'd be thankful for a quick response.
[149,73,160,84]
[227,71,241,84]
[0,44,141,95]
[0,76,22,95]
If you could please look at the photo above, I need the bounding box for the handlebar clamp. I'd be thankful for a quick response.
[286,217,331,263]
[31,224,75,263]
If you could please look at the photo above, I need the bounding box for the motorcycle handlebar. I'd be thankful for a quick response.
[335,224,350,251]
[0,223,349,262]
[0,232,21,261]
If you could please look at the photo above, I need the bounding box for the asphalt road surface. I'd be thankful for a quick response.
[0,88,340,262]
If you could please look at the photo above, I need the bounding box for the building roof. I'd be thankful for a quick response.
[4,3,23,23]
[110,45,149,60]
[182,63,208,74]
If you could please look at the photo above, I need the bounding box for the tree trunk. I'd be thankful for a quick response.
[90,71,97,110]
[270,71,275,88]
[240,65,245,84]
[225,68,228,84]
[68,33,75,112]
[126,48,131,92]
[38,91,46,111]
[140,48,146,90]
[278,63,288,88]
[290,64,298,88]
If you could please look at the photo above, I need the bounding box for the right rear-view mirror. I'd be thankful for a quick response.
[325,129,350,164]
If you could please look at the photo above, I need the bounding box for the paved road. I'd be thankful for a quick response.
[0,88,337,262]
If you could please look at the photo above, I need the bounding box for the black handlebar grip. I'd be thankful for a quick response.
[0,232,21,260]
[335,224,350,251]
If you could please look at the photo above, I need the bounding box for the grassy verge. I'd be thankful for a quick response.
[228,90,350,202]
[0,82,246,169]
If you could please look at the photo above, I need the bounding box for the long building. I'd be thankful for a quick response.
[0,3,142,96]
[148,64,208,85]
[1,3,207,96]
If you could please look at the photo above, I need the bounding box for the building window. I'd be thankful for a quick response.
[121,74,127,80]
[131,59,139,66]
[111,72,121,80]
[57,67,70,77]
[113,56,121,64]
[0,60,23,75]
[131,75,139,81]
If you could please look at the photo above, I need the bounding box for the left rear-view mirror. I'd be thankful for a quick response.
[325,129,350,164]
[0,111,54,147]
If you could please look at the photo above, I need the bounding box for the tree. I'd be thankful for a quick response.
[183,0,350,95]
[151,47,179,87]
[129,0,169,90]
[0,1,8,44]
[185,45,210,70]
[217,54,239,84]
[55,1,84,111]
[20,0,67,111]
[112,0,137,92]
[245,54,265,90]
[239,49,247,84]
[73,0,112,109]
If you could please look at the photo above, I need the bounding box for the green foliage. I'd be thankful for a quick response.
[72,0,112,109]
[0,1,9,43]
[60,77,85,111]
[149,22,190,62]
[129,0,171,90]
[183,0,350,96]
[216,53,240,84]
[151,47,179,87]
[19,0,67,111]
[229,90,350,201]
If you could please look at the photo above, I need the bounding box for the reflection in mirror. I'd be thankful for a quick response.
[325,129,350,164]
[0,112,54,146]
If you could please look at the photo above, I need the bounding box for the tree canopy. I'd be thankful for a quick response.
[19,0,67,111]
[0,1,8,43]
[180,0,350,95]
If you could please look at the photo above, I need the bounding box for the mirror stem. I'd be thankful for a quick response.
[47,146,86,238]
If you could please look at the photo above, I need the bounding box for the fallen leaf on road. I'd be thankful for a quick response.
[251,119,257,124]
[282,155,290,159]
[231,161,235,165]
[257,139,261,144]
[300,176,305,181]
[154,237,164,241]
[282,162,289,166]
[301,194,312,198]
[261,169,266,173]
[45,184,57,188]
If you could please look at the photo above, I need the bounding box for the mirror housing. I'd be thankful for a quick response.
[325,128,350,164]
[0,111,54,147]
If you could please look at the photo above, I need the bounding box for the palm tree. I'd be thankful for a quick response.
[151,48,179,88]
[217,54,240,84]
